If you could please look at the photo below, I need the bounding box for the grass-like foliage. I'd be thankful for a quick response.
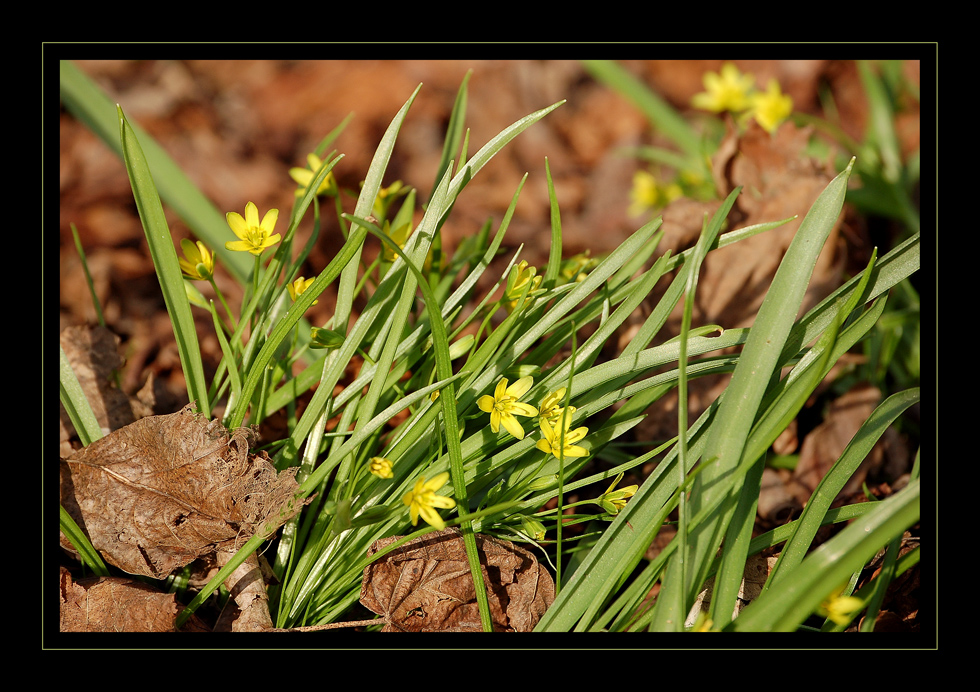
[59,61,920,633]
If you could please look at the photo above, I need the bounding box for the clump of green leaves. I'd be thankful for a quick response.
[59,61,920,633]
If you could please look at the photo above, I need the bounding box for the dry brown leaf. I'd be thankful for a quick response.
[60,405,310,579]
[59,565,209,632]
[359,528,554,632]
[757,466,804,524]
[793,384,882,498]
[59,325,173,460]
[59,325,136,455]
[700,119,843,329]
[213,548,274,632]
[686,554,777,628]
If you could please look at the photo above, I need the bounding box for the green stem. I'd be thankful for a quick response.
[209,277,238,335]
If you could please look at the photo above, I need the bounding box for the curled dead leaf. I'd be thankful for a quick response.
[60,405,310,579]
[359,528,555,632]
[59,566,209,632]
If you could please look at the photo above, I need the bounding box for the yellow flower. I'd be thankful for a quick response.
[817,585,865,626]
[372,180,409,221]
[538,388,575,425]
[597,472,638,515]
[381,220,412,262]
[286,276,317,305]
[369,456,394,479]
[536,409,589,459]
[630,170,684,217]
[225,202,281,256]
[402,472,456,530]
[749,79,794,133]
[559,251,598,284]
[289,153,338,198]
[691,63,756,113]
[628,170,660,218]
[503,261,544,312]
[178,239,215,281]
[477,376,539,440]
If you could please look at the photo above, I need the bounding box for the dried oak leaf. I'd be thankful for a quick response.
[59,566,209,632]
[701,119,843,329]
[359,528,554,632]
[59,325,135,455]
[60,405,309,579]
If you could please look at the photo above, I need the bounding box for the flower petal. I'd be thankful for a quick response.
[419,505,446,530]
[500,413,526,440]
[290,168,313,186]
[261,208,279,232]
[424,472,451,492]
[263,232,282,248]
[244,201,260,227]
[428,494,456,510]
[508,401,539,417]
[226,239,255,253]
[477,395,496,413]
[226,212,247,239]
[507,376,534,398]
[494,378,510,400]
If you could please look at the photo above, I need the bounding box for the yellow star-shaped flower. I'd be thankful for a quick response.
[597,472,638,515]
[225,202,281,256]
[286,276,317,305]
[502,261,544,313]
[538,387,575,425]
[402,472,456,530]
[477,376,539,440]
[289,153,338,198]
[817,585,865,626]
[536,409,589,459]
[691,63,756,114]
[749,79,794,133]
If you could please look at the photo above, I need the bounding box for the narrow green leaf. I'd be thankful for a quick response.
[543,157,563,287]
[681,159,855,625]
[432,70,470,194]
[60,346,103,447]
[230,89,420,433]
[118,106,209,414]
[60,506,110,577]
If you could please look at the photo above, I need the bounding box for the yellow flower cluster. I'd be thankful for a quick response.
[691,63,794,134]
[475,377,640,517]
[502,261,545,313]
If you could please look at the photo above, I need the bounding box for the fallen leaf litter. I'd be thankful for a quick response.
[60,405,309,580]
